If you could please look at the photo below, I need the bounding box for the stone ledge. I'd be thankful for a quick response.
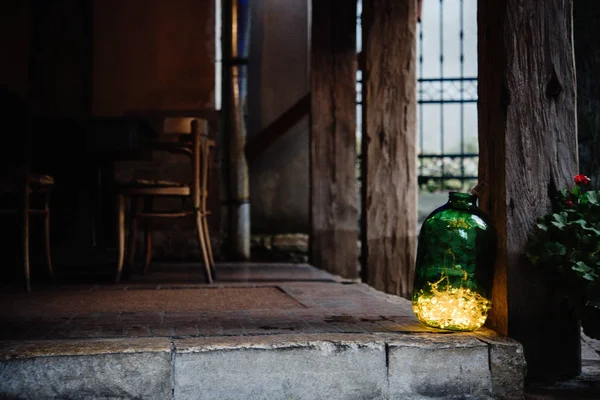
[174,333,385,353]
[0,332,525,400]
[172,333,524,400]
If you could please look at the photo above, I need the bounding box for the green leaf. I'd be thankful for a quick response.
[586,227,600,236]
[551,213,567,230]
[569,251,591,264]
[550,221,565,230]
[569,220,600,235]
[587,191,600,205]
[526,240,543,264]
[573,261,592,273]
[536,223,548,231]
[587,300,600,310]
[545,242,566,256]
[583,273,595,281]
[526,250,540,265]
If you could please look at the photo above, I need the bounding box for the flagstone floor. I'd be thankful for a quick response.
[0,263,440,341]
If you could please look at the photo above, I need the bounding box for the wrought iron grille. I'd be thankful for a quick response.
[418,0,478,191]
[356,0,479,192]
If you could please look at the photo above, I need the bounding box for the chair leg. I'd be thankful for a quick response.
[143,223,153,276]
[22,190,30,292]
[116,194,126,283]
[143,197,153,276]
[201,215,215,277]
[128,197,142,268]
[194,211,213,284]
[44,191,53,279]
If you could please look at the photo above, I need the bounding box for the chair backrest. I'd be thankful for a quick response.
[148,117,210,193]
[163,117,197,136]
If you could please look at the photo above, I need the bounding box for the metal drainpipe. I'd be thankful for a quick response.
[224,0,251,260]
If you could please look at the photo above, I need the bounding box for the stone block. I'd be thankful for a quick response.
[385,334,493,399]
[173,334,387,400]
[0,338,172,400]
[272,233,309,253]
[474,331,527,400]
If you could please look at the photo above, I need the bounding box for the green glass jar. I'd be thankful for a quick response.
[412,192,497,331]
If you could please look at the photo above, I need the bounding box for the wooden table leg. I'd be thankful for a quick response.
[44,190,53,278]
[143,197,153,276]
[115,194,126,283]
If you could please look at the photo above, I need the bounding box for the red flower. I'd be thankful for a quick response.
[574,174,591,185]
[565,199,574,208]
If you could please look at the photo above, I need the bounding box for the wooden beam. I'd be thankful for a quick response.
[309,0,358,279]
[479,0,580,379]
[361,0,418,298]
[245,93,310,162]
[574,0,600,189]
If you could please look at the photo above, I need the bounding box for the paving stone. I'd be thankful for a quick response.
[95,323,127,337]
[66,326,105,339]
[150,325,176,337]
[196,323,224,336]
[124,325,153,337]
[173,325,200,337]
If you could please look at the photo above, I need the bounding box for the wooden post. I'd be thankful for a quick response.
[574,1,600,189]
[310,0,358,279]
[361,0,418,298]
[479,0,581,378]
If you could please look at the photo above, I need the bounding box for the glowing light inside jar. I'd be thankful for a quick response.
[413,275,491,331]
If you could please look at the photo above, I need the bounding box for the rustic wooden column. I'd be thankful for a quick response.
[479,0,580,378]
[574,1,600,189]
[361,0,418,298]
[309,0,358,278]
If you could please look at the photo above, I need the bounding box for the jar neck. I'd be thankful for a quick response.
[448,192,477,210]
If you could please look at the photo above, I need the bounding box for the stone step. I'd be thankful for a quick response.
[0,332,525,400]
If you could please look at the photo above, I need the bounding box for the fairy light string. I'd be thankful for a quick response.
[413,248,491,331]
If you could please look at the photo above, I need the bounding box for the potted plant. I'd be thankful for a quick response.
[526,174,600,339]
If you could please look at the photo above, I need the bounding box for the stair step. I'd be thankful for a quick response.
[0,332,525,399]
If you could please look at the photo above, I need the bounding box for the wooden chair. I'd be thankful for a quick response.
[0,87,54,292]
[115,118,215,283]
[0,170,54,292]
